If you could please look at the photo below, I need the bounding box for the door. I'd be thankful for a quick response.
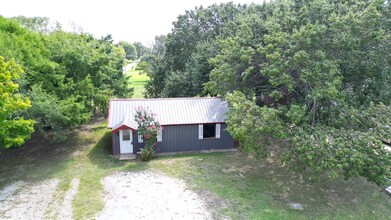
[119,129,133,154]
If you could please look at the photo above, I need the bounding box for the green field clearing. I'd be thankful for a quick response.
[0,116,390,219]
[128,69,149,98]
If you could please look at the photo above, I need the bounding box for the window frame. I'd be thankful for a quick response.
[157,127,163,142]
[138,133,143,143]
[122,129,131,141]
[202,124,216,139]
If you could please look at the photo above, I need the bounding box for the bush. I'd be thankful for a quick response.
[139,146,153,161]
[135,107,162,162]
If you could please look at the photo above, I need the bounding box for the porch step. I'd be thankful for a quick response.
[119,153,137,160]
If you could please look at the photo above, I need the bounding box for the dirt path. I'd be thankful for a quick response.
[96,171,212,220]
[57,178,80,220]
[124,60,139,74]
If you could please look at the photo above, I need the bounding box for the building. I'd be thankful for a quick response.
[107,97,234,157]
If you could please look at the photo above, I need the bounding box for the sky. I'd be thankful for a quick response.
[0,0,260,45]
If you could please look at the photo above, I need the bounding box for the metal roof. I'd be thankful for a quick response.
[111,115,138,131]
[107,97,229,129]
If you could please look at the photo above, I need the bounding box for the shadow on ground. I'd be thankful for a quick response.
[86,129,148,172]
[87,131,128,170]
[0,114,106,186]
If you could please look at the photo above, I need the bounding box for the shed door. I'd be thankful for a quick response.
[119,129,133,154]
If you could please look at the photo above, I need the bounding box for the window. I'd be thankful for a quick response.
[157,127,162,142]
[138,129,161,143]
[203,124,216,138]
[122,130,131,140]
[138,134,143,143]
[199,124,221,139]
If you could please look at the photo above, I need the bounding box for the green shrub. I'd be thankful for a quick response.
[135,107,162,162]
[139,146,153,161]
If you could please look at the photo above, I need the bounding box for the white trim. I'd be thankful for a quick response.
[216,124,221,139]
[119,129,133,154]
[198,124,203,140]
[138,134,143,143]
[157,127,162,142]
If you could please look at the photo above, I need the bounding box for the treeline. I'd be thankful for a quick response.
[142,0,391,185]
[118,41,149,61]
[0,16,136,144]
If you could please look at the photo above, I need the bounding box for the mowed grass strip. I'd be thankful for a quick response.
[148,153,391,220]
[1,116,390,219]
[128,69,149,98]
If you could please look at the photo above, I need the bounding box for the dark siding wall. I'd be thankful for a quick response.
[220,124,235,150]
[133,123,234,153]
[112,131,120,156]
[133,131,140,154]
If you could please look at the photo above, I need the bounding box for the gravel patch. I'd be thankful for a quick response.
[0,179,59,219]
[0,181,25,203]
[57,178,80,220]
[96,171,212,220]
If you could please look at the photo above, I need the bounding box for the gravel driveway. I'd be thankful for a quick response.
[0,171,213,219]
[96,171,212,220]
[0,179,59,219]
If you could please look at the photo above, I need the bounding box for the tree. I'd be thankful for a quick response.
[133,42,149,59]
[117,41,137,60]
[0,16,133,141]
[144,3,245,97]
[46,31,133,118]
[25,84,77,142]
[143,35,168,98]
[12,16,61,34]
[0,56,34,148]
[208,0,391,185]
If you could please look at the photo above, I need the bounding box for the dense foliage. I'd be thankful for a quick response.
[133,42,149,59]
[0,16,133,143]
[217,0,391,185]
[143,0,391,185]
[118,41,137,60]
[143,3,245,97]
[0,56,34,148]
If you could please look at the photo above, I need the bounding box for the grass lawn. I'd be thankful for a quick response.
[127,69,149,98]
[0,115,390,219]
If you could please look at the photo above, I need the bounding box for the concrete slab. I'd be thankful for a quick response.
[119,153,137,160]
